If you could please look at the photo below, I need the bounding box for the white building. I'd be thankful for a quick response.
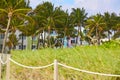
[0,30,38,52]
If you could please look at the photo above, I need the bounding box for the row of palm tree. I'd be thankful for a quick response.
[0,1,120,51]
[86,13,120,45]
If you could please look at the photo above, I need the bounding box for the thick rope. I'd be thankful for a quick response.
[58,63,120,77]
[0,58,8,64]
[9,58,54,69]
[0,54,8,64]
[1,57,120,77]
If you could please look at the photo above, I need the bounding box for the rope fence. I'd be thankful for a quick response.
[58,63,120,77]
[8,58,120,77]
[0,54,120,80]
[9,58,54,69]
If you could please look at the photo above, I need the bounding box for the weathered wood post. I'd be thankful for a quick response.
[54,59,58,80]
[0,54,1,80]
[6,54,10,80]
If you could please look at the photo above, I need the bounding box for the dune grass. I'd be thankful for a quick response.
[10,45,120,80]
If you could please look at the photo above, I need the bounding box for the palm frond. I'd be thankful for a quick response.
[0,9,8,13]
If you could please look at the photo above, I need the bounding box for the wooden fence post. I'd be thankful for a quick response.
[0,54,1,80]
[54,59,58,80]
[6,54,10,80]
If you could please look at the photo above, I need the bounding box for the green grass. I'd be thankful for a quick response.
[10,45,120,80]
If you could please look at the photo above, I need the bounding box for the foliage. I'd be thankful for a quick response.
[6,33,19,49]
[0,0,33,53]
[71,8,88,45]
[101,40,120,48]
[34,1,66,47]
[1,1,120,49]
[85,14,106,45]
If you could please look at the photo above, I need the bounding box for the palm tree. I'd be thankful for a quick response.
[71,8,87,45]
[34,2,65,47]
[112,15,120,39]
[85,14,106,45]
[34,4,47,48]
[110,13,118,37]
[103,12,111,40]
[112,24,120,39]
[56,10,74,47]
[0,0,32,53]
[62,10,74,37]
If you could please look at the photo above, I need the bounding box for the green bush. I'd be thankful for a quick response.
[102,40,120,48]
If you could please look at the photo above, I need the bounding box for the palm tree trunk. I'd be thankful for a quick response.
[37,33,40,49]
[98,31,101,45]
[2,15,11,53]
[48,26,51,47]
[21,34,24,50]
[108,31,111,41]
[31,36,33,49]
[77,26,81,45]
[43,30,46,48]
[96,25,99,45]
[80,26,82,45]
[40,33,43,48]
[41,31,44,47]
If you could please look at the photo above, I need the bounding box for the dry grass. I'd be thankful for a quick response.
[9,45,120,80]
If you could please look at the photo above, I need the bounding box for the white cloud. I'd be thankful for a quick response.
[72,0,120,15]
[30,0,120,15]
[74,0,98,10]
[62,4,74,11]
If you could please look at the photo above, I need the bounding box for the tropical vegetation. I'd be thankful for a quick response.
[0,0,120,80]
[0,1,120,50]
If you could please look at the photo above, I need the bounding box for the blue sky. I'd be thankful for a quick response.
[30,0,120,16]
